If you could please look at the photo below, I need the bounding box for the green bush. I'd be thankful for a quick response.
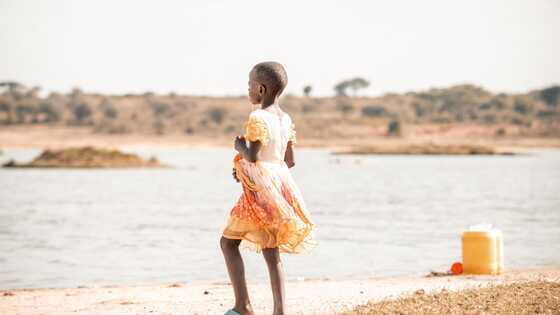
[302,103,314,113]
[361,105,387,117]
[208,108,226,124]
[482,114,497,124]
[336,101,353,115]
[537,110,556,119]
[153,119,165,135]
[514,99,531,115]
[38,102,60,122]
[387,120,401,136]
[413,103,427,117]
[72,103,92,123]
[15,104,34,123]
[101,99,118,119]
[540,86,560,107]
[151,102,169,116]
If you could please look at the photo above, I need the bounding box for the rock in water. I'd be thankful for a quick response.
[2,146,164,168]
[332,143,513,155]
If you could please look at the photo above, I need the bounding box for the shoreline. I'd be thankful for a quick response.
[1,125,560,151]
[2,267,559,314]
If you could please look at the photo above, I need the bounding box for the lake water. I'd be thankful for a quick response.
[1,147,559,289]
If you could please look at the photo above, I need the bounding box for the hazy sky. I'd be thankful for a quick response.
[1,0,559,96]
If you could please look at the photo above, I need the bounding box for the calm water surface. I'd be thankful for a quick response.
[1,147,559,289]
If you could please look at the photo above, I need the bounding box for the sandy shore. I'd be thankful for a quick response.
[1,268,558,315]
[1,125,560,151]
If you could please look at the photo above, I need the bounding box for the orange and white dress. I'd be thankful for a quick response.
[222,103,316,253]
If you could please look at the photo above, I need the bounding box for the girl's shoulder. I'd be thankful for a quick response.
[248,106,292,125]
[248,109,269,123]
[249,108,267,116]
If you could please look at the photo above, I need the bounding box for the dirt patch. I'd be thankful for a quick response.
[2,146,164,168]
[340,281,560,315]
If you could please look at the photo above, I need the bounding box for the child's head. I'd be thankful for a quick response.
[248,61,288,105]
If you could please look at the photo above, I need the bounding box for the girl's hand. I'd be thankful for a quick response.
[232,167,240,182]
[234,135,247,152]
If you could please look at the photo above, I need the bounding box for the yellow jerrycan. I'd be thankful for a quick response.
[461,224,504,275]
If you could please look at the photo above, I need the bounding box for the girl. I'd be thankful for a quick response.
[220,62,316,315]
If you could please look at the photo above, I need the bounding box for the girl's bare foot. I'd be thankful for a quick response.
[221,236,255,315]
[233,303,255,315]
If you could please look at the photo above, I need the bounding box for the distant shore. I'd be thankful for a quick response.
[1,268,558,315]
[1,125,559,154]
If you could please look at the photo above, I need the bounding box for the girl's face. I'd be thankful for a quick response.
[248,70,264,105]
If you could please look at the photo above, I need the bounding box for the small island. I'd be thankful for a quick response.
[332,143,516,155]
[2,146,164,168]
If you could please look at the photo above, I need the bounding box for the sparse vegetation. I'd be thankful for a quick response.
[0,81,558,141]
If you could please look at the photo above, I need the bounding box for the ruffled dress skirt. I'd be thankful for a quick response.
[222,154,317,253]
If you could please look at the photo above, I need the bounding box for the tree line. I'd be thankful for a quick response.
[0,80,558,137]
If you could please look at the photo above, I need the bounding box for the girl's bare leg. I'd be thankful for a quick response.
[220,236,255,315]
[262,247,285,315]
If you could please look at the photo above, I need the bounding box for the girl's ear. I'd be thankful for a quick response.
[258,84,266,96]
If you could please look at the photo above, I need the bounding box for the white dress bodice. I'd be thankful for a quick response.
[245,103,295,163]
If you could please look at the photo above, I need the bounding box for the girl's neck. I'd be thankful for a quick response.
[260,96,279,110]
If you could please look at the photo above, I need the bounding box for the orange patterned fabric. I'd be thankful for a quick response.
[223,153,316,253]
[289,123,297,144]
[244,115,269,145]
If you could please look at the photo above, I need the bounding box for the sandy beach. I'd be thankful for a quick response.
[1,268,558,315]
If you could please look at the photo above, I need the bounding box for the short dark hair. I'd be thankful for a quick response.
[252,61,288,96]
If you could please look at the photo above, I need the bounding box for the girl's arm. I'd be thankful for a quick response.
[235,136,262,163]
[284,141,295,168]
